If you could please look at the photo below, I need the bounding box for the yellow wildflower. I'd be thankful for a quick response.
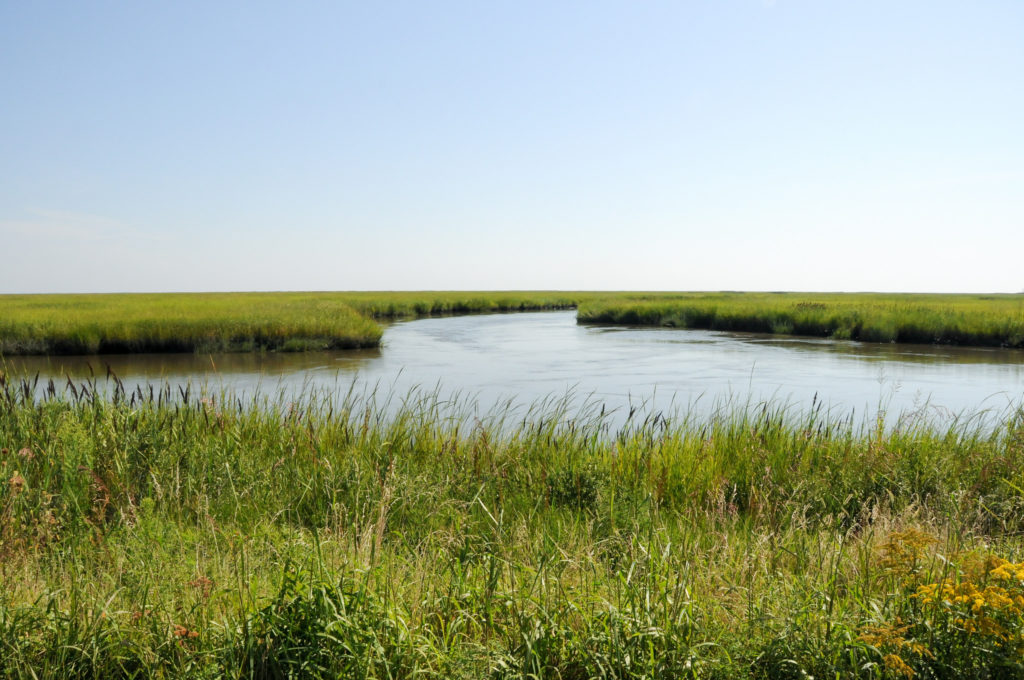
[884,653,915,679]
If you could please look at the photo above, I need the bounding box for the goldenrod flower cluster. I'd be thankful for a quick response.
[913,557,1024,643]
[878,527,936,585]
[990,559,1024,583]
[858,620,933,678]
[882,653,916,679]
[861,532,1024,677]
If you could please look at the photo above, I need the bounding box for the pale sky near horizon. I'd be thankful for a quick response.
[1,1,1022,295]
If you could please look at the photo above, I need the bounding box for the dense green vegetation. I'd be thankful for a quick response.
[330,290,584,318]
[0,292,580,355]
[3,374,1024,678]
[579,292,1024,348]
[2,291,1024,356]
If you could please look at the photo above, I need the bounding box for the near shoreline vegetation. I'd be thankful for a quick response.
[2,380,1024,678]
[0,291,1023,355]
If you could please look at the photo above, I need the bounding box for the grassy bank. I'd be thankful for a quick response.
[579,292,1024,349]
[335,290,583,318]
[3,291,1024,356]
[2,376,1024,678]
[0,292,581,356]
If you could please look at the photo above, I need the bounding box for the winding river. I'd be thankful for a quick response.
[5,311,1024,424]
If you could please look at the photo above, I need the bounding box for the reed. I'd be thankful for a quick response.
[2,374,1023,678]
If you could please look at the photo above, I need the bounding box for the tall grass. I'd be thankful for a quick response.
[4,291,1023,356]
[579,292,1024,348]
[2,372,1024,677]
[336,290,582,318]
[0,291,582,356]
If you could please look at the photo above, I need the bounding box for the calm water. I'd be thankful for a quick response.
[5,311,1024,422]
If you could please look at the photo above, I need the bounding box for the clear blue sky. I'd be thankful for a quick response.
[2,1,1021,294]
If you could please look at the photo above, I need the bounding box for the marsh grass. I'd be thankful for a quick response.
[579,292,1024,349]
[2,371,1024,677]
[0,291,582,356]
[3,291,1023,356]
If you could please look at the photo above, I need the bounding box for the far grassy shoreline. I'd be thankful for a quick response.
[0,291,581,356]
[579,291,1024,349]
[1,291,1023,356]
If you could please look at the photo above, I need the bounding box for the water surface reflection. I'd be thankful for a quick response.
[3,311,1023,423]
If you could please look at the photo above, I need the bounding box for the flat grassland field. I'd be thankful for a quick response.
[1,291,1023,354]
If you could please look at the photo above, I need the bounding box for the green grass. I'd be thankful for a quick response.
[2,375,1024,678]
[579,291,1024,348]
[0,291,581,356]
[3,291,1024,356]
[331,290,584,318]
